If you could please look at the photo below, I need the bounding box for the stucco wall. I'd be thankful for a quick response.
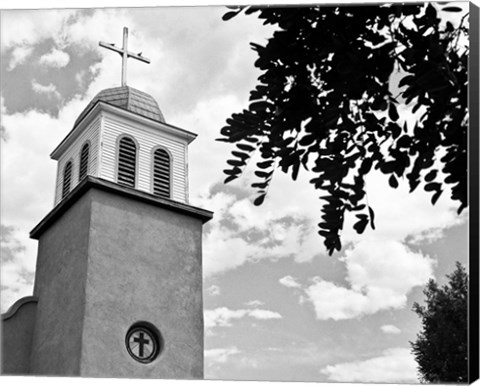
[1,297,38,374]
[80,188,204,378]
[29,192,92,375]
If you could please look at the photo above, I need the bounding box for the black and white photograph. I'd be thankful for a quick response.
[1,0,478,384]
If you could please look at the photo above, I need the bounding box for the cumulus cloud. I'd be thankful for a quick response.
[279,275,302,289]
[206,284,220,296]
[303,240,435,320]
[0,92,91,312]
[205,306,282,332]
[7,45,34,70]
[205,347,241,364]
[1,125,8,142]
[1,225,35,313]
[199,188,321,277]
[381,325,402,335]
[31,80,61,99]
[1,4,468,324]
[39,48,70,68]
[320,348,418,383]
[245,300,264,307]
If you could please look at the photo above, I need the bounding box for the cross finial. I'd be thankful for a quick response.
[99,27,150,87]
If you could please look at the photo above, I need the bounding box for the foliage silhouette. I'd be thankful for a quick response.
[218,3,469,254]
[411,262,468,383]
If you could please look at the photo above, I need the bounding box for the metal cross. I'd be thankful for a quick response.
[99,27,150,87]
[133,331,150,358]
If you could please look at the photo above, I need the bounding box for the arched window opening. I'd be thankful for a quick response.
[62,161,73,199]
[117,136,137,187]
[153,148,170,198]
[79,142,90,181]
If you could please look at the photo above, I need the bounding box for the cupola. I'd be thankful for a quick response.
[50,29,196,206]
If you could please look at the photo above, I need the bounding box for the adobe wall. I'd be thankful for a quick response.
[79,188,204,378]
[1,297,38,374]
[29,191,92,375]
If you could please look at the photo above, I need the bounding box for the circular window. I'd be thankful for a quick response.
[125,323,161,363]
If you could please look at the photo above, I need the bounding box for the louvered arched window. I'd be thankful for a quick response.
[79,142,90,181]
[153,148,170,198]
[117,136,137,187]
[62,161,73,199]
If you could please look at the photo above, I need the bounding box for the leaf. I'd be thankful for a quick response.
[224,174,238,184]
[255,170,271,178]
[249,100,271,114]
[399,75,415,88]
[424,169,437,182]
[253,193,266,206]
[227,159,245,167]
[299,135,316,147]
[318,222,331,230]
[389,174,399,188]
[431,189,442,205]
[223,167,241,176]
[388,103,400,121]
[425,182,441,192]
[397,135,412,150]
[257,160,273,169]
[353,217,368,234]
[232,151,249,161]
[251,181,268,189]
[442,6,463,12]
[237,143,255,152]
[381,161,396,174]
[388,123,402,139]
[409,178,420,193]
[359,158,373,175]
[368,206,376,230]
[222,10,241,21]
[292,161,300,181]
[425,3,437,19]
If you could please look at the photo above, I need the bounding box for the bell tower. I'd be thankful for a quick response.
[13,27,212,378]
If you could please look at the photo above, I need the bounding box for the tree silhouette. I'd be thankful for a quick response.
[218,3,468,254]
[411,262,468,383]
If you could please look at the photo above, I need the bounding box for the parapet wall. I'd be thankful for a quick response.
[1,296,38,374]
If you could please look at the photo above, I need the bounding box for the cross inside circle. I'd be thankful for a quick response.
[128,328,155,361]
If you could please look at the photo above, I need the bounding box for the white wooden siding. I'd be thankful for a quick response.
[54,117,101,205]
[100,113,188,203]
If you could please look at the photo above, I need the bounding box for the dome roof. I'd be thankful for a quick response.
[75,86,165,127]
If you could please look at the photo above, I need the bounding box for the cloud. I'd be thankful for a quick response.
[247,309,283,320]
[1,124,8,142]
[303,240,435,320]
[279,275,302,289]
[0,9,76,51]
[320,348,418,383]
[245,300,264,307]
[205,306,282,332]
[31,80,61,99]
[341,171,465,245]
[205,346,241,364]
[1,5,468,322]
[206,285,220,296]
[381,325,402,335]
[39,48,70,68]
[0,93,92,312]
[1,225,35,313]
[199,188,322,277]
[7,45,34,71]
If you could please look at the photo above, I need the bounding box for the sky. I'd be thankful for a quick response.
[0,0,472,384]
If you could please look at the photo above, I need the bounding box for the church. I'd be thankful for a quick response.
[1,27,213,378]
